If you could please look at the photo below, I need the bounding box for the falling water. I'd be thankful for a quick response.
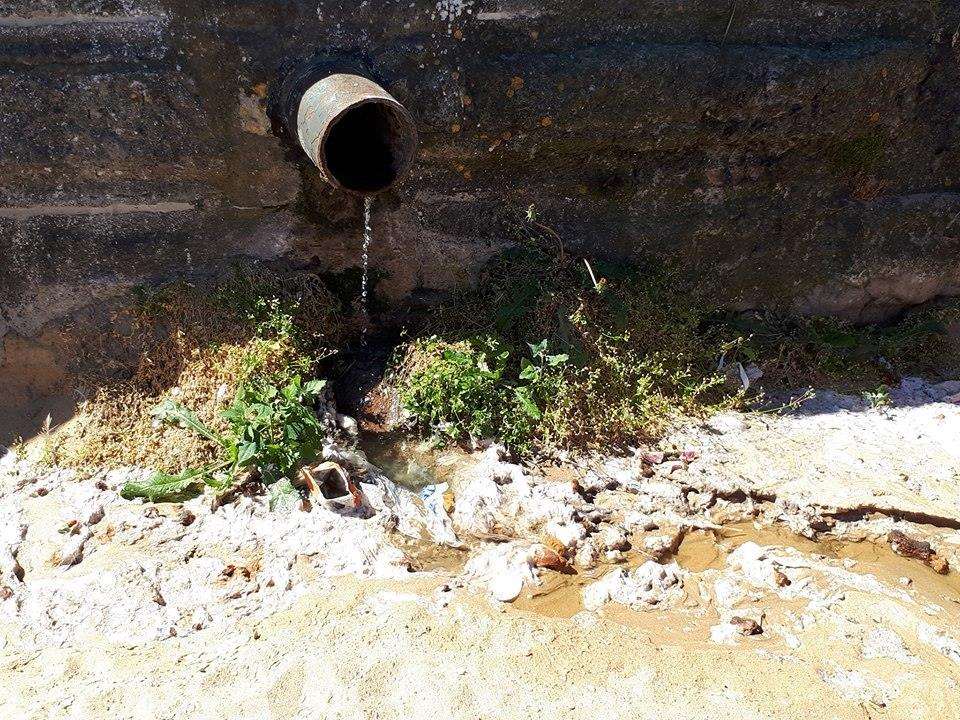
[361,195,373,344]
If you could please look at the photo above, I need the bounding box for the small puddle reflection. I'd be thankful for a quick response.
[361,431,470,492]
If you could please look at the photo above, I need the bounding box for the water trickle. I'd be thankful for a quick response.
[361,195,373,344]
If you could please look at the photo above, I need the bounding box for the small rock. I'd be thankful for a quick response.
[640,451,665,466]
[533,545,570,572]
[335,413,359,437]
[730,616,763,636]
[576,472,615,494]
[489,574,523,603]
[574,540,600,570]
[642,531,683,562]
[889,530,948,574]
[599,525,630,552]
[705,414,747,435]
[583,561,684,610]
[888,530,934,561]
[930,555,950,575]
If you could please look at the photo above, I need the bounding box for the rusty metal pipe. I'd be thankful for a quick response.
[296,74,417,195]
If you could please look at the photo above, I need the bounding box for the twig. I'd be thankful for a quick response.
[720,0,738,51]
[583,259,600,291]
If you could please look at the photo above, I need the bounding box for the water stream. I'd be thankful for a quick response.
[361,195,373,344]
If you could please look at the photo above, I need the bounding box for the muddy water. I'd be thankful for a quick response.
[512,568,603,618]
[360,434,960,619]
[679,523,960,601]
[362,431,472,492]
[512,521,960,621]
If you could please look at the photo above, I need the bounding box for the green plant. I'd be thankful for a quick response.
[398,336,569,455]
[121,375,327,502]
[714,303,960,390]
[862,385,891,409]
[53,265,343,475]
[392,221,751,456]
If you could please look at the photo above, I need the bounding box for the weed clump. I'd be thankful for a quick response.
[397,337,569,456]
[716,305,960,390]
[393,239,739,456]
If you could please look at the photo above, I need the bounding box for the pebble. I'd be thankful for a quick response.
[730,616,763,636]
[489,574,523,603]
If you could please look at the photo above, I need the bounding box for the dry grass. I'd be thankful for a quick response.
[48,269,341,473]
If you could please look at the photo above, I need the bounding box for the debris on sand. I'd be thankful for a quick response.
[888,530,950,575]
[582,561,684,611]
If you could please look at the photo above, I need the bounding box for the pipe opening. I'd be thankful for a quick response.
[293,73,418,195]
[323,101,414,194]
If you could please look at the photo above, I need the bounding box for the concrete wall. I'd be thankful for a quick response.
[2,1,960,437]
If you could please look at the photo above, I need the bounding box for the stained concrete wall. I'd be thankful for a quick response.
[2,1,960,438]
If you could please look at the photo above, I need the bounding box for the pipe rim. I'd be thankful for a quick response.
[312,96,418,195]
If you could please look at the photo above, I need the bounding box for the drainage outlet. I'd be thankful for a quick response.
[296,74,418,195]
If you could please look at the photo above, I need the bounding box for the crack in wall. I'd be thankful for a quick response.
[0,202,196,219]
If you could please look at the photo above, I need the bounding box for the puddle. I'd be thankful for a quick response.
[397,535,471,574]
[359,435,960,621]
[676,523,827,573]
[361,430,470,492]
[679,522,960,603]
[513,521,960,622]
[512,567,604,618]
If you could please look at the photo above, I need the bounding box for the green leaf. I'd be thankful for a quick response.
[121,469,207,503]
[303,379,326,396]
[514,387,542,419]
[528,340,548,357]
[546,353,569,366]
[249,403,273,420]
[519,359,538,381]
[221,404,245,424]
[151,399,225,447]
[236,441,258,466]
